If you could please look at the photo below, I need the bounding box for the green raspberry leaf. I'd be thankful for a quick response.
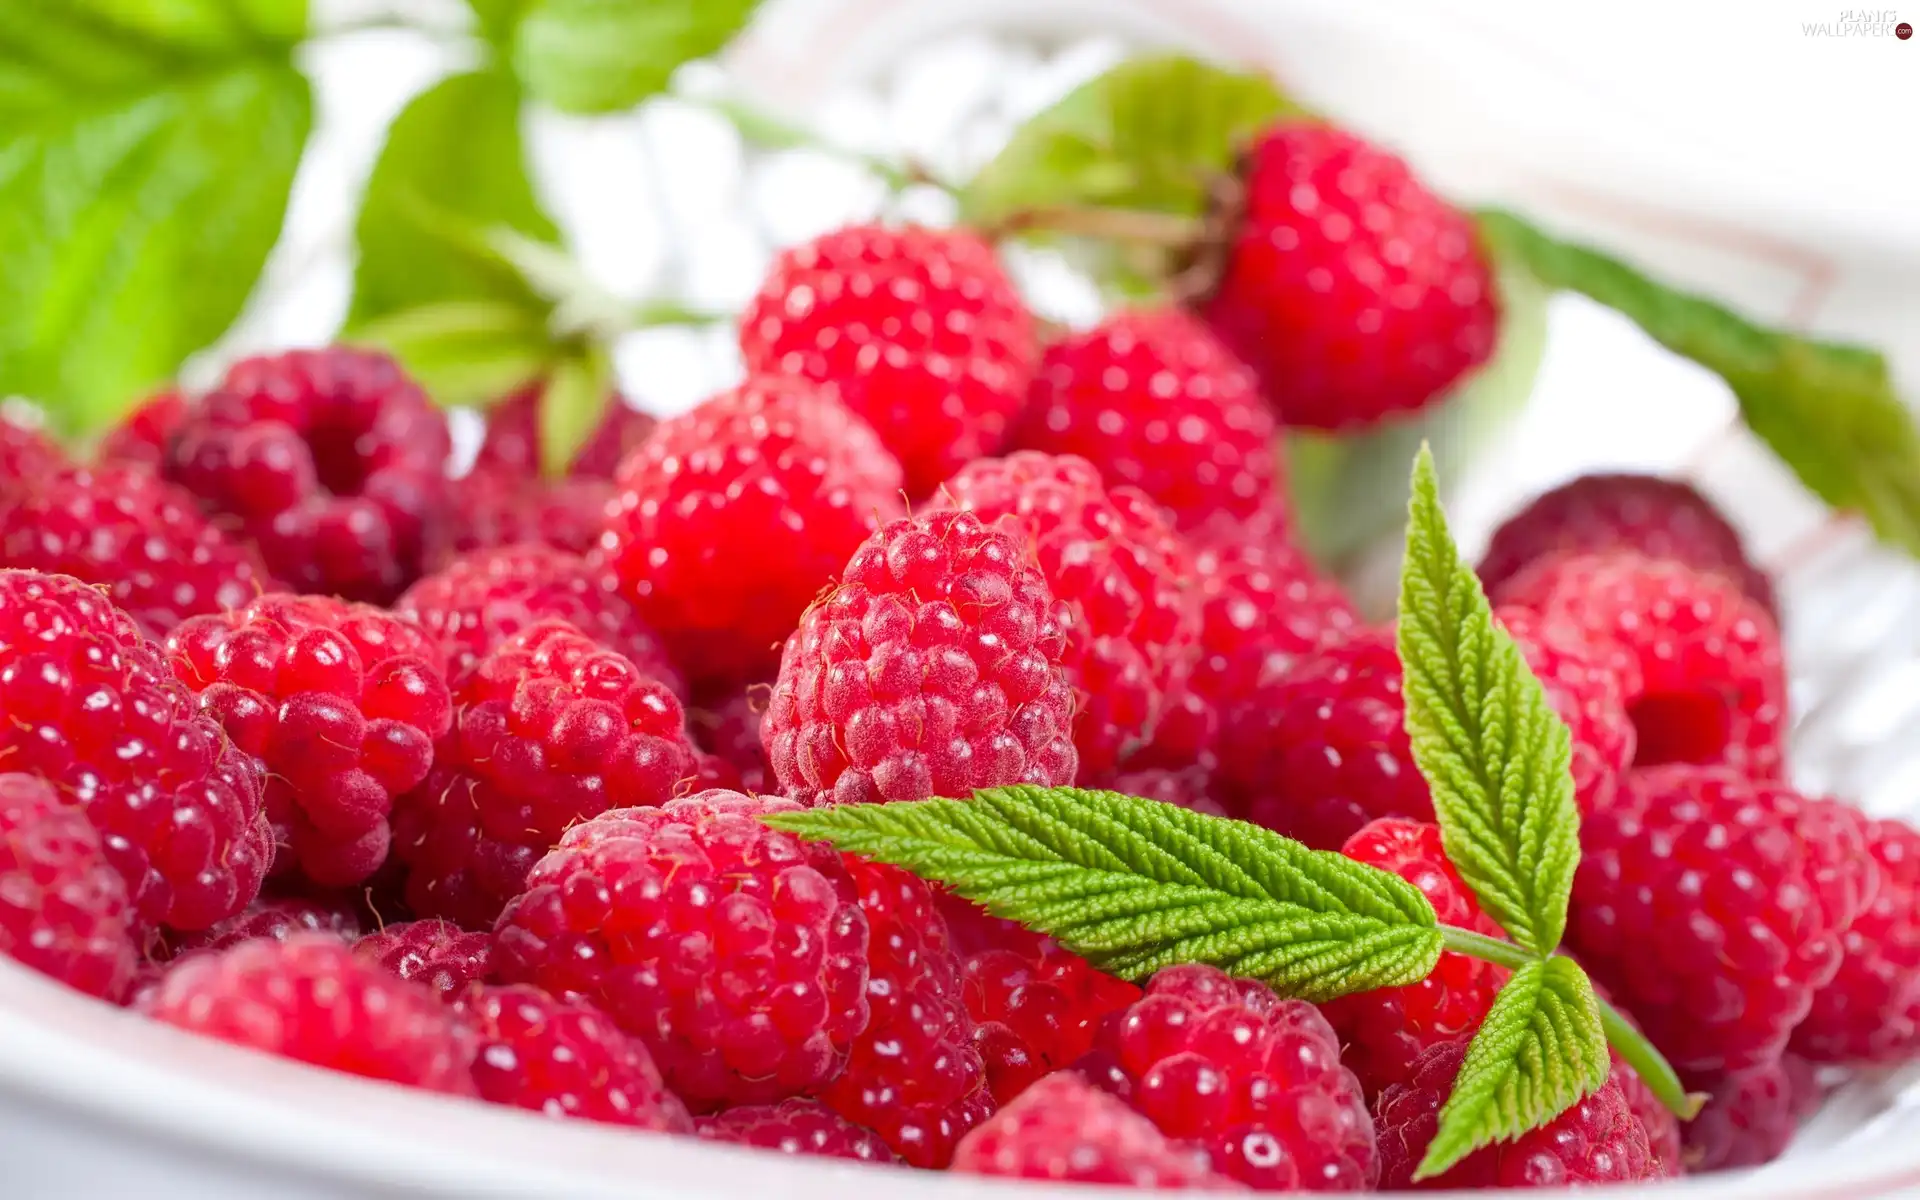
[1476,208,1920,558]
[1416,956,1610,1180]
[536,342,612,477]
[466,0,527,47]
[346,301,558,412]
[511,0,761,115]
[766,785,1443,1003]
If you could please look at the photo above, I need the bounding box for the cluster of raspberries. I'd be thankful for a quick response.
[0,119,1909,1192]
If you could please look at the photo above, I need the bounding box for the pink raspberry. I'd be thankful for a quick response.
[697,1098,897,1163]
[1104,766,1228,817]
[97,389,187,469]
[353,919,492,999]
[954,1071,1237,1187]
[1,414,67,494]
[1497,606,1638,815]
[472,382,656,480]
[0,773,139,1002]
[1792,815,1920,1065]
[169,894,365,958]
[1683,1055,1823,1172]
[425,472,613,569]
[962,936,1140,1104]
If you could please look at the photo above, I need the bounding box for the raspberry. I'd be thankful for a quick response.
[1091,962,1377,1190]
[1016,308,1281,531]
[1497,606,1637,815]
[689,688,771,795]
[493,793,870,1109]
[962,937,1140,1104]
[821,859,991,1167]
[425,471,612,569]
[391,621,696,927]
[1106,766,1227,816]
[1481,473,1775,617]
[1617,1062,1684,1178]
[140,932,474,1092]
[458,983,693,1131]
[1567,765,1868,1076]
[163,347,451,603]
[1200,124,1498,430]
[395,543,679,688]
[169,893,364,958]
[1683,1055,1822,1172]
[0,414,66,495]
[353,919,492,998]
[954,1071,1235,1187]
[1495,552,1787,778]
[599,374,904,691]
[739,224,1038,495]
[0,570,270,931]
[697,1098,898,1163]
[763,510,1078,806]
[472,382,656,480]
[1374,1040,1658,1188]
[0,463,276,640]
[932,452,1196,779]
[166,595,450,888]
[98,389,187,469]
[1792,815,1920,1065]
[0,773,139,1001]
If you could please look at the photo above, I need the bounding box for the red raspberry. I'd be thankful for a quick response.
[1016,308,1281,531]
[1481,473,1775,617]
[1495,552,1787,778]
[1683,1055,1823,1172]
[163,347,451,603]
[140,932,474,1092]
[932,452,1196,779]
[472,382,656,480]
[1105,766,1227,816]
[395,543,679,688]
[1200,124,1499,431]
[739,224,1038,495]
[1374,1040,1658,1188]
[1567,765,1868,1075]
[425,471,612,569]
[763,510,1078,806]
[962,937,1140,1104]
[169,893,364,958]
[690,687,771,795]
[97,389,187,469]
[492,793,870,1109]
[1,414,66,493]
[954,1071,1236,1187]
[391,621,696,927]
[599,375,904,691]
[0,773,139,1001]
[0,570,270,932]
[1617,1064,1684,1178]
[0,463,276,640]
[458,983,693,1131]
[1792,815,1920,1065]
[697,1098,897,1163]
[1497,606,1637,815]
[166,594,452,888]
[1092,963,1377,1190]
[353,919,492,999]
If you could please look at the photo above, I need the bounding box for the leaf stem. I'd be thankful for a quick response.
[681,94,941,194]
[985,206,1204,247]
[1439,926,1536,971]
[629,300,733,329]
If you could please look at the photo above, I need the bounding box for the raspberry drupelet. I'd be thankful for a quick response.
[0,773,140,1002]
[354,919,493,999]
[168,893,365,958]
[698,1098,898,1163]
[1792,814,1920,1065]
[953,1071,1237,1188]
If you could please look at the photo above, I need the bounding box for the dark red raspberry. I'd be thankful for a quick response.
[1497,606,1637,815]
[763,510,1078,806]
[1016,308,1281,531]
[1374,1040,1659,1188]
[1,414,66,494]
[391,621,696,927]
[1105,766,1227,816]
[697,1098,898,1163]
[1481,473,1775,617]
[599,374,904,691]
[0,463,276,640]
[739,224,1037,495]
[1683,1055,1823,1172]
[97,389,187,469]
[493,793,870,1109]
[1091,962,1377,1190]
[169,893,364,958]
[1200,124,1499,430]
[163,347,451,603]
[166,594,451,888]
[1793,815,1920,1065]
[1568,765,1868,1076]
[458,983,693,1131]
[962,936,1140,1104]
[353,919,492,998]
[1495,552,1787,778]
[0,570,270,932]
[689,687,771,795]
[424,471,612,569]
[954,1071,1236,1187]
[0,773,139,1001]
[141,931,474,1092]
[473,382,656,480]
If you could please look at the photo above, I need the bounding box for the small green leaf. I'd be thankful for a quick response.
[466,0,526,46]
[767,785,1443,1003]
[512,0,761,115]
[536,343,612,476]
[1416,957,1609,1180]
[347,300,556,409]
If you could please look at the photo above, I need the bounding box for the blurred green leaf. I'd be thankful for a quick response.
[537,342,612,476]
[347,300,557,409]
[465,0,527,46]
[512,0,761,115]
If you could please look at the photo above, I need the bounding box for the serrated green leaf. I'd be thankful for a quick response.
[512,0,760,115]
[347,300,556,409]
[537,342,611,476]
[1476,208,1920,558]
[1399,447,1581,956]
[768,785,1443,1003]
[1416,956,1609,1180]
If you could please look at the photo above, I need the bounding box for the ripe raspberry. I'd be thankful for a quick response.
[954,1071,1235,1187]
[0,463,276,640]
[763,510,1078,806]
[1091,962,1376,1190]
[1683,1056,1822,1172]
[1481,473,1775,617]
[459,983,693,1131]
[97,389,186,469]
[1374,1040,1658,1188]
[166,594,452,888]
[169,894,364,958]
[140,932,474,1092]
[962,937,1140,1104]
[690,688,771,795]
[1617,1063,1684,1178]
[395,543,679,688]
[473,382,656,480]
[1105,766,1227,816]
[0,773,139,1001]
[932,452,1196,779]
[1495,553,1787,778]
[697,1098,897,1163]
[493,793,870,1109]
[739,224,1038,495]
[0,414,65,495]
[1016,308,1281,531]
[1497,606,1637,815]
[163,347,451,603]
[425,471,612,569]
[1792,815,1920,1065]
[391,621,696,927]
[1567,765,1868,1076]
[353,919,492,998]
[1200,124,1499,430]
[0,570,270,932]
